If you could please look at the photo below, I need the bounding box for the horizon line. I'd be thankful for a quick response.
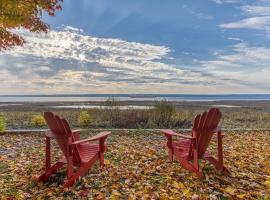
[1,93,270,97]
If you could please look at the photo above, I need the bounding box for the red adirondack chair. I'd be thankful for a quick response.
[162,108,229,177]
[37,112,111,188]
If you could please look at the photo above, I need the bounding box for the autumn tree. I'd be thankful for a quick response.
[0,0,63,50]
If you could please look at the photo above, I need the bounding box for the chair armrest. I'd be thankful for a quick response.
[72,130,81,134]
[161,129,193,140]
[71,131,111,146]
[72,130,81,141]
[211,127,221,133]
[212,127,225,137]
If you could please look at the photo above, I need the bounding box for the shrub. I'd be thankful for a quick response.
[117,110,138,128]
[103,98,120,127]
[171,112,193,128]
[135,110,153,129]
[0,112,6,134]
[78,111,92,126]
[31,114,46,127]
[154,100,175,127]
[104,98,120,107]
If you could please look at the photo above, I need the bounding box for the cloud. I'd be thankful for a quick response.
[201,42,270,91]
[0,26,230,94]
[1,25,269,94]
[241,5,270,16]
[207,1,270,92]
[211,0,242,4]
[220,2,270,37]
[182,4,213,20]
[220,16,270,30]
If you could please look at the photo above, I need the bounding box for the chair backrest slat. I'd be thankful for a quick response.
[44,112,81,163]
[193,108,222,157]
[61,117,81,163]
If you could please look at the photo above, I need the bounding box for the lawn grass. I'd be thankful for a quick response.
[0,130,270,199]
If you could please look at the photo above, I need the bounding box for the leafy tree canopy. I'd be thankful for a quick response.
[0,0,63,50]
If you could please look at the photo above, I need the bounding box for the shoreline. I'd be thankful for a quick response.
[1,100,270,130]
[0,100,270,112]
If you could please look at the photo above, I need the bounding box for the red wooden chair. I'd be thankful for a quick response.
[37,112,111,188]
[162,108,229,177]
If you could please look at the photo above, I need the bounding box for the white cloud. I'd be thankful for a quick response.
[211,0,242,4]
[0,26,229,94]
[202,42,270,91]
[211,0,270,92]
[11,28,171,67]
[35,66,52,72]
[241,5,270,16]
[1,26,269,94]
[220,16,270,30]
[220,2,270,37]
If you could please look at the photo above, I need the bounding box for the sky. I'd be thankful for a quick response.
[1,0,270,94]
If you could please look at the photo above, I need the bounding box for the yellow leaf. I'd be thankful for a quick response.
[93,190,106,199]
[183,189,190,197]
[173,181,185,189]
[110,196,120,200]
[16,190,25,200]
[47,192,53,196]
[264,180,270,188]
[236,194,246,199]
[224,187,235,195]
[105,159,110,165]
[160,193,169,200]
[111,189,121,196]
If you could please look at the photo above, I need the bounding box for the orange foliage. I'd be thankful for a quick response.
[0,0,63,50]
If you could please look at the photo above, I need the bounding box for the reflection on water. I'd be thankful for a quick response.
[52,105,153,110]
[0,94,270,102]
[0,97,156,102]
[212,104,242,108]
[0,104,23,106]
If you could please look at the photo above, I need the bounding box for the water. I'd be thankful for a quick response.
[0,94,270,102]
[52,105,153,110]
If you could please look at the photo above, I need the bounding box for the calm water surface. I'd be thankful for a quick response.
[0,94,270,102]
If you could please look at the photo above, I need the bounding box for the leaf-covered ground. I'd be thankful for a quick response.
[0,130,270,199]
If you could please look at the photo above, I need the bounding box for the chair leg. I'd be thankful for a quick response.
[66,143,75,181]
[63,154,99,188]
[193,149,199,172]
[168,148,174,162]
[217,131,229,174]
[63,156,76,188]
[174,154,202,177]
[180,158,202,177]
[217,131,224,166]
[99,152,105,167]
[45,137,51,171]
[37,137,65,182]
[204,156,229,174]
[204,156,221,170]
[37,161,65,182]
[165,135,174,162]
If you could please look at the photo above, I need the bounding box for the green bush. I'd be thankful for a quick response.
[78,111,92,126]
[31,115,46,127]
[154,100,175,127]
[0,112,6,134]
